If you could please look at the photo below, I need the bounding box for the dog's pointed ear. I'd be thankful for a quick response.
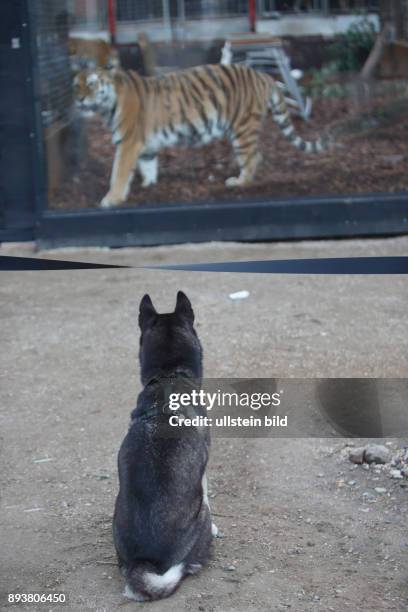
[139,294,157,330]
[175,291,194,324]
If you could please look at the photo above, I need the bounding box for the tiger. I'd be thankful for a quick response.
[73,64,329,208]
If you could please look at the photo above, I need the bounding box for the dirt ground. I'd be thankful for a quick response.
[50,89,408,211]
[1,236,408,611]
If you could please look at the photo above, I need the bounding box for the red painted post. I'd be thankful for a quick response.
[249,0,256,33]
[108,0,116,44]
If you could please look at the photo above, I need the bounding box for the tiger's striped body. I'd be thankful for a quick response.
[74,64,326,208]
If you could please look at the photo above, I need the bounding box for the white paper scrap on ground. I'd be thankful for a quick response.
[229,291,250,300]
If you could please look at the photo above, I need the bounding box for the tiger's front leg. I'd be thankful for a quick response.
[100,141,143,208]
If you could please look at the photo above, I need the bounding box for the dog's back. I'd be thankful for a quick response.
[113,292,213,601]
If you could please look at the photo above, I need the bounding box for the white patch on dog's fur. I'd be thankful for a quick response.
[124,583,146,602]
[202,473,210,509]
[144,563,184,594]
[202,473,219,536]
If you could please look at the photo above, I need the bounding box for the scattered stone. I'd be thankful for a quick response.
[374,487,387,494]
[349,447,365,464]
[364,444,391,465]
[380,154,404,167]
[384,516,401,524]
[390,469,403,480]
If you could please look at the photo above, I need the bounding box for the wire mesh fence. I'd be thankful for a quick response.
[184,1,250,17]
[34,0,72,125]
[114,1,249,21]
[116,0,164,21]
[399,1,408,42]
[259,1,379,13]
[382,0,408,42]
[67,0,107,29]
[113,0,379,22]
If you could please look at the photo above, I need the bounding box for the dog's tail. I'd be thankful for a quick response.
[124,562,185,601]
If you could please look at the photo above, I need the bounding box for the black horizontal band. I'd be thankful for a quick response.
[1,256,408,274]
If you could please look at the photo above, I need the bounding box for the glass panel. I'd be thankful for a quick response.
[34,0,408,213]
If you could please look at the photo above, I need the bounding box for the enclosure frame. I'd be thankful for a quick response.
[37,192,408,248]
[0,0,46,243]
[2,0,408,248]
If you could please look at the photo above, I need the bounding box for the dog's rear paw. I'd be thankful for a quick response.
[186,563,202,575]
[212,522,225,538]
[124,583,146,602]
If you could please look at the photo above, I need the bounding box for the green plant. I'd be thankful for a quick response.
[306,63,347,99]
[330,17,377,72]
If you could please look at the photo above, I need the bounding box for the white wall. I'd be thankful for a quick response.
[71,13,380,44]
[257,14,379,38]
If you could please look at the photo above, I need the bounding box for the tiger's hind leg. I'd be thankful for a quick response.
[138,153,158,187]
[226,126,262,187]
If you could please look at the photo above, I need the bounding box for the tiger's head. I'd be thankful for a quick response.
[73,69,117,117]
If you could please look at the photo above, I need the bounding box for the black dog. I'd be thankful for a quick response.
[113,291,217,601]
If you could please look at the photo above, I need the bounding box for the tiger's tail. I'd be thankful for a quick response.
[269,87,329,153]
